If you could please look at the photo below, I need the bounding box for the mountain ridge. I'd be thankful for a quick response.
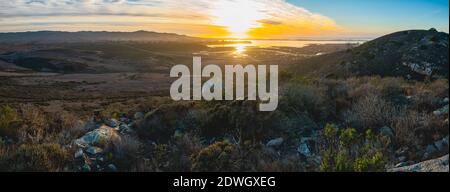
[0,30,203,43]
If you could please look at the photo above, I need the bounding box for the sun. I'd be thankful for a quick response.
[210,0,264,38]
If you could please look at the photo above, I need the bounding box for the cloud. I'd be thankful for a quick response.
[0,0,343,38]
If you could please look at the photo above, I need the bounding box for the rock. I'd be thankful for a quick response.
[105,118,119,128]
[425,144,437,155]
[74,125,120,148]
[134,112,144,120]
[388,154,449,172]
[423,144,438,159]
[74,149,84,159]
[107,164,118,172]
[434,140,446,152]
[84,120,98,131]
[297,142,312,157]
[379,126,395,140]
[443,136,449,145]
[266,138,284,147]
[397,156,407,162]
[395,147,409,156]
[395,162,409,168]
[86,146,104,155]
[81,164,91,172]
[119,117,129,123]
[119,124,133,135]
[433,104,449,116]
[443,98,449,104]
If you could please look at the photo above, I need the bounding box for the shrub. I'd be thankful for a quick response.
[345,94,401,131]
[319,124,387,172]
[0,105,20,138]
[280,83,329,122]
[16,104,49,143]
[167,134,203,171]
[391,110,444,146]
[0,143,70,171]
[191,141,239,172]
[112,135,142,171]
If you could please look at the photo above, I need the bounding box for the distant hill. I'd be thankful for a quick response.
[292,29,449,79]
[0,31,203,43]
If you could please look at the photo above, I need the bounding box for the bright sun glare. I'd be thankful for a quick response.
[211,0,264,38]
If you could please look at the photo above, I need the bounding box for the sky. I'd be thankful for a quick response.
[0,0,448,39]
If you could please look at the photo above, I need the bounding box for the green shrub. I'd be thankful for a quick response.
[319,124,387,172]
[353,152,385,172]
[0,105,21,138]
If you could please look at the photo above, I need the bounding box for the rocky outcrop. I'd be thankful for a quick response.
[388,154,449,172]
[72,112,141,172]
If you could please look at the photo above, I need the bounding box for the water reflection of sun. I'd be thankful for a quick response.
[233,43,248,57]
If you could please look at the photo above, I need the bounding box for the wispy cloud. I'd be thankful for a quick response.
[0,0,343,38]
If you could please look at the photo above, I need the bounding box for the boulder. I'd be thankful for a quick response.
[74,125,120,148]
[433,104,449,116]
[105,118,119,128]
[297,142,312,157]
[443,97,449,104]
[107,164,118,172]
[74,149,84,159]
[266,138,284,147]
[388,154,449,172]
[86,146,104,155]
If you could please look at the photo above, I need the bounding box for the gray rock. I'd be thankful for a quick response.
[426,144,437,154]
[119,124,134,135]
[74,149,84,159]
[434,140,446,152]
[74,125,120,148]
[395,162,409,168]
[433,104,449,116]
[105,118,119,128]
[388,154,449,172]
[443,98,449,104]
[266,138,284,147]
[84,120,98,131]
[395,147,409,156]
[297,142,312,157]
[86,146,104,155]
[107,164,118,172]
[134,112,144,120]
[82,164,91,172]
[397,156,407,162]
[423,144,438,159]
[443,135,449,146]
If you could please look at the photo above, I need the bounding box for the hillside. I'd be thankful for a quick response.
[291,29,449,80]
[0,31,203,43]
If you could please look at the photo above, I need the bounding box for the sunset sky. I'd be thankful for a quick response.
[0,0,448,39]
